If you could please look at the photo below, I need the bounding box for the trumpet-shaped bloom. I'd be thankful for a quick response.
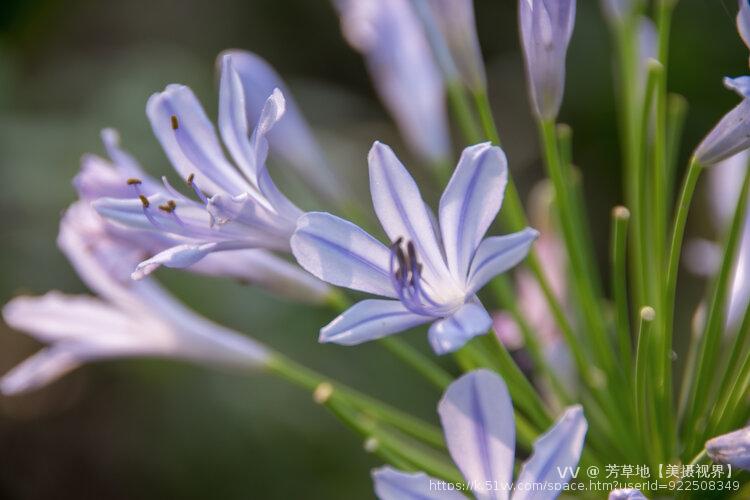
[1,202,270,395]
[519,0,577,121]
[215,49,343,202]
[694,2,750,166]
[292,142,538,354]
[372,369,588,500]
[80,129,330,303]
[706,426,750,470]
[334,0,451,163]
[424,0,487,91]
[94,54,309,279]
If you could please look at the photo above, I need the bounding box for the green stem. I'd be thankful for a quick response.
[634,306,660,463]
[682,162,750,453]
[611,206,633,379]
[378,337,452,390]
[473,90,500,144]
[266,353,445,449]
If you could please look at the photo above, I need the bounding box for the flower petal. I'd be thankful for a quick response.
[192,249,331,304]
[291,212,396,297]
[1,347,83,395]
[428,303,492,355]
[608,489,647,500]
[335,0,450,162]
[369,142,453,287]
[371,466,465,500]
[146,84,251,196]
[512,405,587,500]
[724,76,750,99]
[694,98,750,166]
[216,50,343,201]
[131,241,256,280]
[439,143,508,282]
[320,299,431,346]
[738,0,750,52]
[467,229,539,294]
[706,426,750,470]
[437,369,515,500]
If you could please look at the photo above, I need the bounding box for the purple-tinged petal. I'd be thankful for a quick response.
[320,299,431,345]
[467,229,539,294]
[512,405,587,500]
[146,84,251,196]
[132,240,257,280]
[192,249,331,304]
[608,489,647,500]
[706,426,750,470]
[519,0,577,120]
[217,50,343,201]
[738,0,750,52]
[600,0,633,24]
[428,303,492,355]
[218,55,259,181]
[369,142,453,288]
[0,346,82,395]
[438,369,514,500]
[426,0,487,91]
[291,211,396,298]
[725,76,750,99]
[694,98,750,166]
[335,0,451,163]
[372,466,465,500]
[439,143,508,282]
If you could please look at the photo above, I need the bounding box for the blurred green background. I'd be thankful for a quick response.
[0,1,745,498]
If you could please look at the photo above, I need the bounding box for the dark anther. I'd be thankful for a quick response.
[406,241,417,267]
[139,195,150,208]
[171,115,179,130]
[187,173,195,185]
[158,200,177,213]
[126,178,143,185]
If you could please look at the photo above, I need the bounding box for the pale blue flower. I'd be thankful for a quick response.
[291,142,537,354]
[706,426,750,470]
[216,50,344,202]
[422,0,487,91]
[694,1,750,166]
[519,0,577,121]
[334,0,451,163]
[94,55,310,279]
[609,489,647,500]
[1,202,269,395]
[372,369,588,500]
[80,129,330,303]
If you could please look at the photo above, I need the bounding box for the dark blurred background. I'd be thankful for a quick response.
[0,1,744,498]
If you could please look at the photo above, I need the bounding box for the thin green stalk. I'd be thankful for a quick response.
[539,119,612,374]
[447,81,482,143]
[682,162,750,454]
[611,206,633,378]
[473,90,500,144]
[664,158,703,363]
[378,337,452,390]
[266,353,445,449]
[634,306,661,463]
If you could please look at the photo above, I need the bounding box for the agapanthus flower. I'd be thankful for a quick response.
[1,202,269,395]
[215,50,344,203]
[423,0,487,92]
[694,1,750,166]
[519,0,577,121]
[80,128,330,303]
[94,54,311,280]
[608,489,647,500]
[372,369,587,499]
[291,142,538,354]
[334,0,451,163]
[706,425,750,470]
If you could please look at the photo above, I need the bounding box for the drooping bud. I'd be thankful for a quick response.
[694,98,750,166]
[706,426,750,470]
